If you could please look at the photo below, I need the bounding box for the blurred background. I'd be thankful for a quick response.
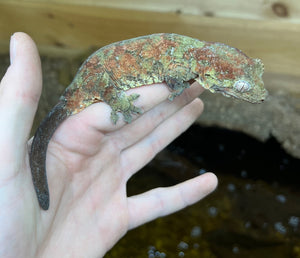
[0,0,299,257]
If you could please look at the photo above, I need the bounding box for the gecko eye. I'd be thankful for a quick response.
[233,80,252,92]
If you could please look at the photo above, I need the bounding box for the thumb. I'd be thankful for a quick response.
[0,32,42,174]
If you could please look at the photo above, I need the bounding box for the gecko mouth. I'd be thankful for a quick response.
[210,85,232,98]
[220,91,249,102]
[221,90,266,104]
[221,91,232,98]
[208,85,267,103]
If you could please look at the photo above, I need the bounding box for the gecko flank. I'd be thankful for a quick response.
[30,33,267,210]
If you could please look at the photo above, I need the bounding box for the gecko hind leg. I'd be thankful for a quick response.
[164,76,191,101]
[110,92,143,124]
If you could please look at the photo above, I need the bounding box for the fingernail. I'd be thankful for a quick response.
[10,33,17,64]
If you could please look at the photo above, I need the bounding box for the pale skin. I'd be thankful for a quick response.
[0,32,218,257]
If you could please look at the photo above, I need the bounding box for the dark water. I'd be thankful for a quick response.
[105,125,300,258]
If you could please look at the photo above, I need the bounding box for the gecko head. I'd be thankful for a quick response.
[194,43,268,103]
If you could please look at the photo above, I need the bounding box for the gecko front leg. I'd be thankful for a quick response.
[164,69,198,100]
[103,85,143,124]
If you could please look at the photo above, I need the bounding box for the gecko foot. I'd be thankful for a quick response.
[110,92,143,124]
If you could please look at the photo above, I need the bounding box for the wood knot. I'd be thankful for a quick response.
[175,9,182,15]
[272,2,289,17]
[204,11,214,17]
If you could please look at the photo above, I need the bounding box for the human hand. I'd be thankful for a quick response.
[0,32,218,258]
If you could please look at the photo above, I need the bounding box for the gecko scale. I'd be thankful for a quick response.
[30,33,267,210]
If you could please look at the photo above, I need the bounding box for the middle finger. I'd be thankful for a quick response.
[109,81,204,151]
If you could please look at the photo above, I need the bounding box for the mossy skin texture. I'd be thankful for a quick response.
[30,33,267,210]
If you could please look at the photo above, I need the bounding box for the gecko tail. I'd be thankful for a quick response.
[30,100,68,210]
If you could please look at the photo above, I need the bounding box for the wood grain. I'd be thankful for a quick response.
[0,0,299,77]
[4,0,300,22]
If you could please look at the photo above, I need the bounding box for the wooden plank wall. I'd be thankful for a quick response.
[0,0,299,78]
[9,0,300,22]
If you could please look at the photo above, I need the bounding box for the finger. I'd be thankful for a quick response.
[71,81,203,134]
[121,97,204,178]
[67,83,171,133]
[109,82,204,150]
[51,83,171,150]
[127,172,218,230]
[55,82,203,153]
[0,32,42,152]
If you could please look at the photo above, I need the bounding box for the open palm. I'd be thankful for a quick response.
[0,33,217,258]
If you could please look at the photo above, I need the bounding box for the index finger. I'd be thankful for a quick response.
[67,81,204,133]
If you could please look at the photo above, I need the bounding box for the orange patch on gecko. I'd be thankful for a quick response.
[65,88,86,114]
[141,37,178,60]
[111,45,126,56]
[112,53,141,79]
[125,38,148,53]
[85,54,100,68]
[193,45,247,80]
[105,58,118,71]
[81,55,105,86]
[168,61,182,70]
[65,82,103,115]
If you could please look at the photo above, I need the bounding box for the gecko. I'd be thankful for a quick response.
[30,33,268,210]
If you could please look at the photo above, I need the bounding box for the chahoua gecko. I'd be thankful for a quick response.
[30,33,268,210]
